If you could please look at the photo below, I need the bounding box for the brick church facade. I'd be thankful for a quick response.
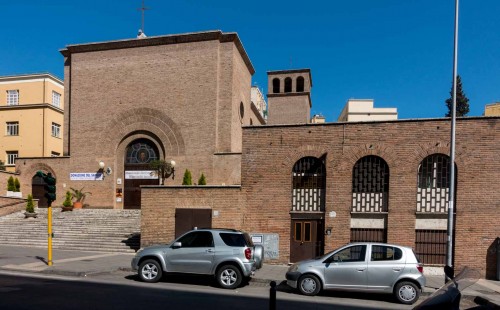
[14,30,499,278]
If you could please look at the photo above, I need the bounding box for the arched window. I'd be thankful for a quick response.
[125,139,159,164]
[417,154,457,213]
[272,78,280,93]
[296,76,305,92]
[292,157,325,212]
[352,156,389,212]
[284,77,292,93]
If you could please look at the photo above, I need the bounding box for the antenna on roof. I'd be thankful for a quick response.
[137,0,149,38]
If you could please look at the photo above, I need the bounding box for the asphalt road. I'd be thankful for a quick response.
[0,271,418,310]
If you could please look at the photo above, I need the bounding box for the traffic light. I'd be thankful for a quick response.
[36,171,57,205]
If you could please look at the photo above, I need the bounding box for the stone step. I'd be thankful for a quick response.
[1,243,138,253]
[0,209,142,253]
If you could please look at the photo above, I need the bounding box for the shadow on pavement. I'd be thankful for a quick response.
[124,272,252,289]
[276,280,403,305]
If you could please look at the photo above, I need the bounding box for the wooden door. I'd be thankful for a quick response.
[175,209,212,238]
[32,175,48,208]
[124,163,158,209]
[290,219,324,263]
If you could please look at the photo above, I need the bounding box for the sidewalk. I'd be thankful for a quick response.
[1,245,499,308]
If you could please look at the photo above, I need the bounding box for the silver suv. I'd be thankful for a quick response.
[132,228,264,289]
[286,242,426,304]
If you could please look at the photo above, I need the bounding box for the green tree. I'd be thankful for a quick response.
[7,176,15,191]
[182,169,192,185]
[198,173,207,185]
[445,75,470,117]
[14,178,21,192]
[0,160,5,171]
[26,194,35,213]
[149,160,175,185]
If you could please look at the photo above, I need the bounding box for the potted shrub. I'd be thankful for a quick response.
[24,194,37,218]
[6,176,15,196]
[182,169,192,185]
[198,173,207,185]
[7,177,22,198]
[70,187,91,209]
[13,177,22,197]
[61,191,73,212]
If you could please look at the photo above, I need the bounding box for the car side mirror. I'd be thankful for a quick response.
[172,242,182,249]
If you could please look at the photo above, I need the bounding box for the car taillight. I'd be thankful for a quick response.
[245,248,252,260]
[417,265,423,273]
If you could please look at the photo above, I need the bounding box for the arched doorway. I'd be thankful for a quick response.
[123,139,160,209]
[290,156,326,263]
[32,174,48,208]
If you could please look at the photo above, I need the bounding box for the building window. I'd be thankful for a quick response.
[415,229,447,265]
[6,122,19,136]
[292,157,326,212]
[284,77,292,93]
[51,152,60,157]
[272,78,280,93]
[6,151,18,165]
[239,101,245,119]
[352,156,389,213]
[52,91,61,107]
[7,90,19,105]
[417,154,456,213]
[51,123,61,138]
[296,76,305,92]
[125,139,159,164]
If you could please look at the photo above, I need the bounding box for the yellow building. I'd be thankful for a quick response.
[485,102,500,116]
[0,73,64,172]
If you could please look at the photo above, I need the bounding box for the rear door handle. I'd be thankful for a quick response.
[206,249,214,253]
[357,268,366,272]
[393,268,401,271]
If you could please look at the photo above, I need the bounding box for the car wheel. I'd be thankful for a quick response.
[298,274,321,296]
[217,265,242,289]
[138,259,163,283]
[394,281,420,305]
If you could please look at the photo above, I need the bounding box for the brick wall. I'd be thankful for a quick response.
[0,197,28,216]
[241,117,500,277]
[140,186,244,247]
[20,32,252,208]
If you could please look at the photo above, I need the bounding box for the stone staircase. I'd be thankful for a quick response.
[0,208,141,253]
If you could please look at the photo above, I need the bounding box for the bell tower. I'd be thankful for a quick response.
[267,69,312,125]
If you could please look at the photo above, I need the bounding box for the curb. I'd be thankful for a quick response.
[0,266,123,278]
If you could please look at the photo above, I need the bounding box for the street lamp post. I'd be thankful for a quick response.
[446,0,459,280]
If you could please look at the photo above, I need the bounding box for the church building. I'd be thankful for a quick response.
[13,30,500,279]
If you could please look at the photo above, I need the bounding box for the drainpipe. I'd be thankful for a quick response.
[43,77,46,156]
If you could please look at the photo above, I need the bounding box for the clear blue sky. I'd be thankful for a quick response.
[2,1,499,120]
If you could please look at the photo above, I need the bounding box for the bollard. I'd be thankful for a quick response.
[269,281,276,310]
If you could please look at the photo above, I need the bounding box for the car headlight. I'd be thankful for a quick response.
[288,264,299,272]
[135,248,144,256]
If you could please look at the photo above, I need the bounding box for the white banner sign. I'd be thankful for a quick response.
[125,170,158,179]
[70,173,103,181]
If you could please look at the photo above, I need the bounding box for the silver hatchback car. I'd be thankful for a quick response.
[286,242,425,305]
[132,228,263,289]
